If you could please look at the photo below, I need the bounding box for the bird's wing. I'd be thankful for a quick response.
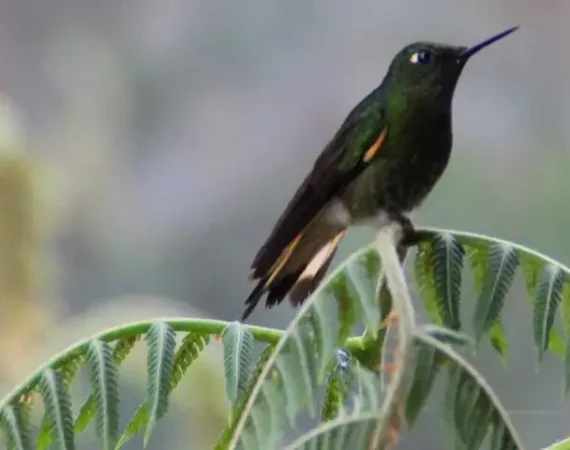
[251,90,389,278]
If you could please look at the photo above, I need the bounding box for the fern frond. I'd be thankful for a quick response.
[38,368,74,450]
[227,245,384,449]
[321,351,354,421]
[222,322,255,408]
[115,402,149,450]
[415,232,464,330]
[0,403,32,450]
[488,319,509,363]
[216,344,275,449]
[415,330,523,450]
[345,251,382,336]
[84,339,119,449]
[116,330,209,449]
[415,240,443,325]
[418,227,570,362]
[170,332,210,388]
[143,321,176,446]
[74,335,140,435]
[471,242,518,343]
[534,265,565,361]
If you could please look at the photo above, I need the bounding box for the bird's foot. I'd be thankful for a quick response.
[385,211,421,246]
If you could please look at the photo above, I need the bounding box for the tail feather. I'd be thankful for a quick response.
[241,271,302,322]
[289,230,345,306]
[241,229,345,321]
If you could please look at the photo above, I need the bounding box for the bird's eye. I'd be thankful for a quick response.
[410,51,431,64]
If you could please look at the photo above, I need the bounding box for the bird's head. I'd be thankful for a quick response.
[385,26,519,104]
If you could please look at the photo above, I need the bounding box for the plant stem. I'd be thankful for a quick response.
[372,221,417,447]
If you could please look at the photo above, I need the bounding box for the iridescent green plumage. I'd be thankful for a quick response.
[242,27,519,321]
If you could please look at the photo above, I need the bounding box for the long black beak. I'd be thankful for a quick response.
[459,26,519,62]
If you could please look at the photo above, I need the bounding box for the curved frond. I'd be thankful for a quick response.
[414,232,464,329]
[227,245,386,449]
[84,339,119,449]
[117,330,210,449]
[0,402,32,450]
[415,228,570,363]
[143,321,176,446]
[286,362,388,450]
[472,243,518,343]
[320,351,354,421]
[222,322,255,408]
[414,330,523,450]
[216,344,275,449]
[345,250,382,335]
[534,265,565,361]
[74,335,139,435]
[38,368,75,450]
[169,332,211,388]
[0,319,245,449]
[285,327,515,450]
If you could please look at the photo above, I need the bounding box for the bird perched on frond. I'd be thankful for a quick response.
[242,26,519,322]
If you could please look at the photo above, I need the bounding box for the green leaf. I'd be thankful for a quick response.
[466,242,511,361]
[115,402,149,450]
[215,345,275,449]
[170,332,210,389]
[60,354,84,385]
[288,366,386,449]
[417,232,464,329]
[143,322,176,446]
[36,412,52,450]
[75,335,139,435]
[561,278,570,338]
[35,355,84,449]
[112,335,141,364]
[518,251,543,297]
[84,339,119,449]
[548,328,566,358]
[227,245,385,449]
[488,319,509,363]
[472,243,518,344]
[38,368,75,450]
[311,292,340,382]
[221,322,255,408]
[414,331,523,450]
[420,324,473,348]
[285,413,384,450]
[321,355,354,421]
[534,264,565,361]
[0,403,32,450]
[405,340,442,425]
[116,331,209,449]
[335,276,358,345]
[345,251,382,335]
[415,240,443,325]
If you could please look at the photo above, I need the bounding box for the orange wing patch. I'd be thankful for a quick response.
[264,232,304,286]
[363,127,388,163]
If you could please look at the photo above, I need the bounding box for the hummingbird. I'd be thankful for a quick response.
[242,26,519,322]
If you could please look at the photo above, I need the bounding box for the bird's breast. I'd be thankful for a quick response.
[342,114,452,219]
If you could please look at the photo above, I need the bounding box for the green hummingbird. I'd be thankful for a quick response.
[242,26,519,321]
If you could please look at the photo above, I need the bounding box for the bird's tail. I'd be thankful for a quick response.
[241,229,346,322]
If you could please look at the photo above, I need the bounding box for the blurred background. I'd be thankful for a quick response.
[0,1,569,448]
